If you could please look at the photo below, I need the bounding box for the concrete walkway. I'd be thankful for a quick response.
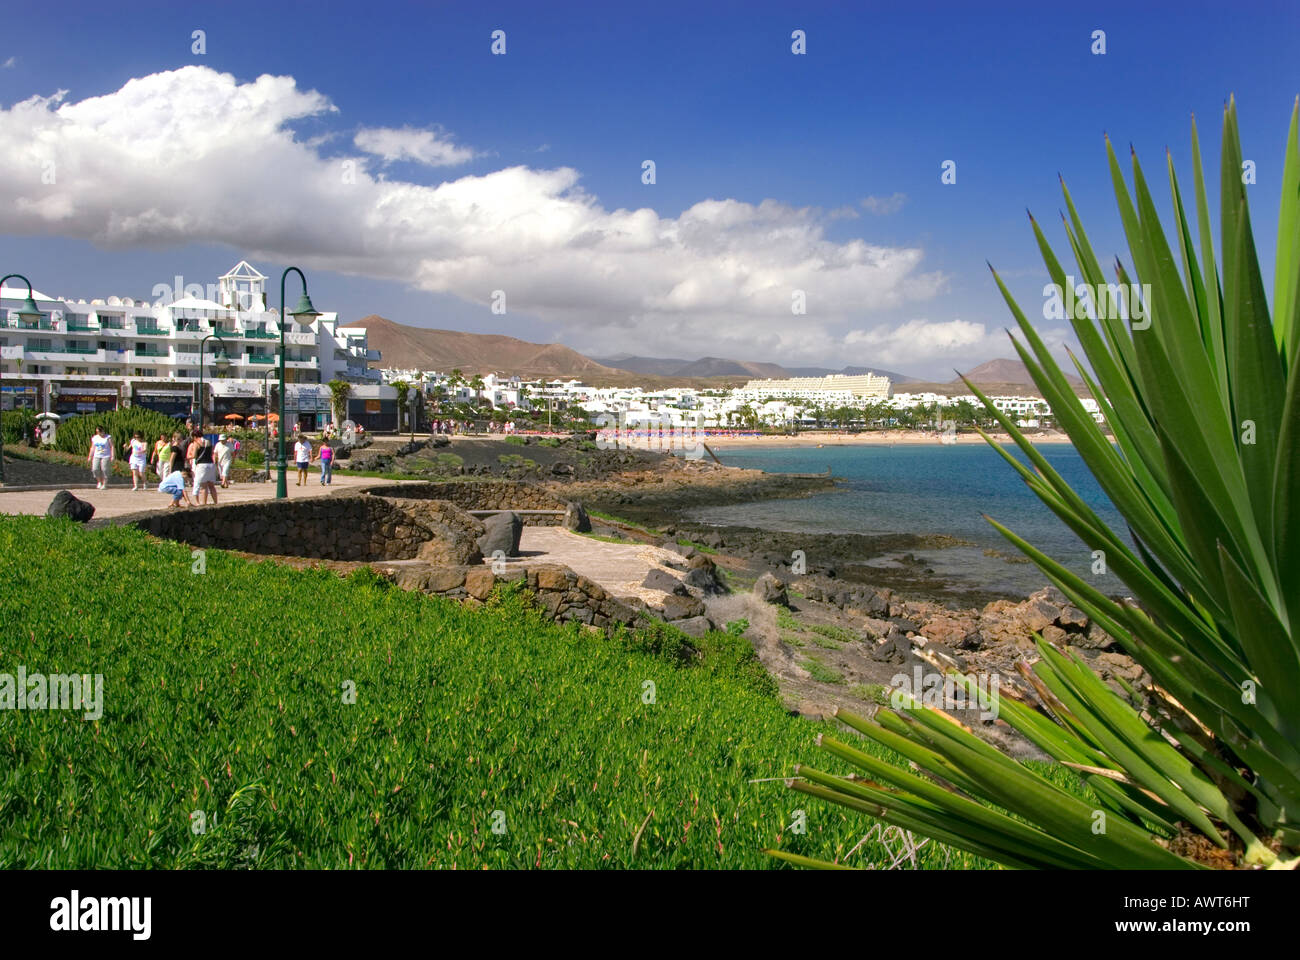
[517,526,684,604]
[0,473,399,519]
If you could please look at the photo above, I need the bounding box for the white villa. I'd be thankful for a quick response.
[1,261,395,431]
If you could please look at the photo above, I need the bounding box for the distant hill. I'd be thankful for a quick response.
[592,356,917,382]
[354,315,625,379]
[898,358,1088,397]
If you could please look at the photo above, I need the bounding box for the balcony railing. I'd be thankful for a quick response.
[247,355,275,364]
[65,323,98,332]
[241,329,279,339]
[133,326,167,336]
[134,347,169,357]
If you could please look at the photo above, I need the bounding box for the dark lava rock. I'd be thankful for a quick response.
[683,557,728,595]
[477,511,523,558]
[46,490,94,523]
[563,501,591,533]
[642,568,688,595]
[753,572,789,606]
[430,434,451,448]
[673,615,714,638]
[660,594,706,620]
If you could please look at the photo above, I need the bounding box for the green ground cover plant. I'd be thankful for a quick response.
[0,515,986,869]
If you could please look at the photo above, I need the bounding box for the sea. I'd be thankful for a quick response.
[686,442,1128,597]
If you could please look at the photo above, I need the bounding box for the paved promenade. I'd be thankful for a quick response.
[0,473,394,519]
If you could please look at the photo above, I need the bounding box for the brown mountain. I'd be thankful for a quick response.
[353,315,625,378]
[900,358,1088,397]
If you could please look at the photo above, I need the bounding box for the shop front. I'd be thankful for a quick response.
[52,387,119,416]
[289,384,331,433]
[211,380,269,426]
[0,383,39,411]
[346,395,397,433]
[133,389,193,419]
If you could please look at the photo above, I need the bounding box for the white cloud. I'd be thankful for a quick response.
[861,192,906,215]
[844,318,989,364]
[0,66,951,362]
[354,125,477,167]
[2,57,15,69]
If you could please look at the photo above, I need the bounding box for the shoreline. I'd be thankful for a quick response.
[696,430,1073,448]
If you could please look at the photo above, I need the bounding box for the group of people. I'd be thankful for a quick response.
[84,425,240,507]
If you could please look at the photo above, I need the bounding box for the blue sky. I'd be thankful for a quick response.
[1,0,1297,378]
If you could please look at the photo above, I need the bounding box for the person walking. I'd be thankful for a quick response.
[127,431,149,491]
[214,434,235,489]
[150,433,169,477]
[318,436,334,486]
[191,430,219,505]
[86,425,114,489]
[293,434,312,486]
[167,431,187,475]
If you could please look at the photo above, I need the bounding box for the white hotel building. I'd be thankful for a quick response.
[1,261,392,431]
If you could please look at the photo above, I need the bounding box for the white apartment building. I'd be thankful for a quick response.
[1,261,386,430]
[740,372,892,401]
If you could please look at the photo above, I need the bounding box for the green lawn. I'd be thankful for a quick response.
[0,515,999,869]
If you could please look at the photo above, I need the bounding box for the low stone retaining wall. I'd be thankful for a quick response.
[120,493,484,564]
[362,480,570,525]
[377,561,643,630]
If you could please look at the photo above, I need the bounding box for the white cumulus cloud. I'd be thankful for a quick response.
[354,125,477,167]
[844,318,990,364]
[0,66,952,363]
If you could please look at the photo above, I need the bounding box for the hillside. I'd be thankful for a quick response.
[355,315,624,378]
[899,358,1089,398]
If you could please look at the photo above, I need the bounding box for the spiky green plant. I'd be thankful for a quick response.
[776,97,1300,870]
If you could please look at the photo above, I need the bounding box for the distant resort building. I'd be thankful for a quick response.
[1,261,395,431]
[739,372,892,401]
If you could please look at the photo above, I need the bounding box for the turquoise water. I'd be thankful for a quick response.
[688,442,1127,596]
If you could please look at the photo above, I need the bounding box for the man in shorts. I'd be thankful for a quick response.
[293,434,313,486]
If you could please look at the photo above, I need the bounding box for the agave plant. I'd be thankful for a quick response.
[774,97,1300,870]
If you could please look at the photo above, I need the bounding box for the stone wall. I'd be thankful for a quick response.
[362,481,569,525]
[377,561,643,630]
[125,494,484,564]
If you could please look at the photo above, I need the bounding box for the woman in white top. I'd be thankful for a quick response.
[127,431,149,491]
[86,426,114,490]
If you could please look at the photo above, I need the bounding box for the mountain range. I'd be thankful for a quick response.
[355,315,1079,394]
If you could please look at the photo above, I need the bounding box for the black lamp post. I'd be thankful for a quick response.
[0,274,45,484]
[276,268,320,499]
[197,329,230,434]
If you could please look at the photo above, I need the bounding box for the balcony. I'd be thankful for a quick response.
[132,347,169,358]
[240,329,279,339]
[132,325,168,337]
[65,322,98,333]
[247,355,276,364]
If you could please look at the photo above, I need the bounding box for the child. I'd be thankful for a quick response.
[158,468,194,508]
[318,437,334,486]
[128,431,148,491]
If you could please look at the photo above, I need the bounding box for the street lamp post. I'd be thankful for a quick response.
[0,274,45,484]
[276,268,321,499]
[197,329,230,434]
